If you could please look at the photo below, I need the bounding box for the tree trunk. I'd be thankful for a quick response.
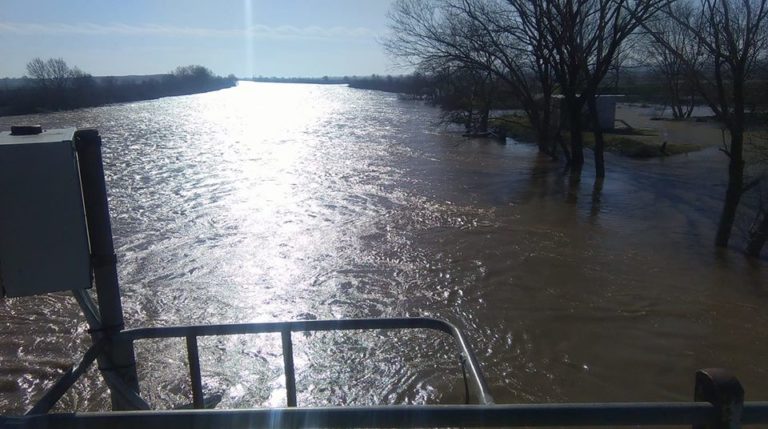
[714,128,744,247]
[685,94,695,118]
[539,107,559,159]
[746,209,768,257]
[587,96,606,178]
[540,105,551,155]
[557,132,572,165]
[567,100,584,169]
[670,80,684,119]
[479,87,492,133]
[715,73,747,248]
[479,105,489,133]
[465,108,474,133]
[538,129,552,156]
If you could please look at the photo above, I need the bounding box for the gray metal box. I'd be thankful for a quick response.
[0,128,92,297]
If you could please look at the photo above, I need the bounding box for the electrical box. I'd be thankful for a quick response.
[0,127,92,297]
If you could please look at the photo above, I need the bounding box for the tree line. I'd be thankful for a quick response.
[0,58,237,116]
[384,0,768,257]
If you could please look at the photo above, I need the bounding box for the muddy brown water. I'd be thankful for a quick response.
[0,82,766,414]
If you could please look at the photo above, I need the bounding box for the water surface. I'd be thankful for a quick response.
[0,82,766,413]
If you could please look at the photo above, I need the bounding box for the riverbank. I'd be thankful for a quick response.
[487,103,768,158]
[0,73,237,117]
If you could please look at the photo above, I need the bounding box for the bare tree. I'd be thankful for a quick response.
[606,38,638,90]
[642,0,705,118]
[646,0,768,248]
[538,0,668,176]
[25,58,50,87]
[456,0,565,158]
[46,58,71,89]
[427,63,498,133]
[25,57,78,89]
[385,0,562,157]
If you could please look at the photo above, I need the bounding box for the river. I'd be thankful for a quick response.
[1,81,766,414]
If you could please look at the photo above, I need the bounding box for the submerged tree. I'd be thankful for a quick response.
[642,0,705,118]
[429,64,498,133]
[386,0,666,176]
[645,0,768,248]
[385,0,561,157]
[452,0,563,158]
[537,0,668,176]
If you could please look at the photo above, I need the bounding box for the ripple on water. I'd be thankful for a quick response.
[0,84,767,413]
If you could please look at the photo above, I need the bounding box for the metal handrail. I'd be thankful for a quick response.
[120,317,495,407]
[11,318,768,429]
[22,317,494,415]
[7,402,768,429]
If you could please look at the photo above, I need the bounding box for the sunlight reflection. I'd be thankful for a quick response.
[193,82,339,319]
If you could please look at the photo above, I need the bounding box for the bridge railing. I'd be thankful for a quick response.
[8,318,768,429]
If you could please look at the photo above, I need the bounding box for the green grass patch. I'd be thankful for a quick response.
[580,133,700,158]
[491,114,701,158]
[489,114,538,142]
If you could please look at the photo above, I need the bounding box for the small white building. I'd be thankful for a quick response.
[553,94,624,131]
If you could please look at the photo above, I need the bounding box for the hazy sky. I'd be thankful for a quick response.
[0,0,400,78]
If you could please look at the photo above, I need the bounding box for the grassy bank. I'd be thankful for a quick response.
[489,114,702,158]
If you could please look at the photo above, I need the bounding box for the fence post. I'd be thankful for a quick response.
[694,368,744,429]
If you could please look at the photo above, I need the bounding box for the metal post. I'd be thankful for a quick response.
[694,368,744,429]
[282,330,298,407]
[74,129,141,410]
[186,336,205,409]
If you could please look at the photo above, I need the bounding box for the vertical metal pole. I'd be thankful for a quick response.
[281,330,297,407]
[74,129,141,410]
[694,368,745,429]
[186,336,205,409]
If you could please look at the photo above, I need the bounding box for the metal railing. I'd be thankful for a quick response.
[119,317,495,408]
[8,402,768,429]
[5,317,768,429]
[22,317,493,415]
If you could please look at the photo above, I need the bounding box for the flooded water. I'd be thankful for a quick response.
[0,82,766,414]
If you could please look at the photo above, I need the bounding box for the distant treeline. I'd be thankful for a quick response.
[248,76,349,84]
[248,74,437,95]
[347,71,768,109]
[347,74,435,95]
[247,74,448,96]
[0,59,237,116]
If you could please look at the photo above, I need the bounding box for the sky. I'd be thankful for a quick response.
[0,0,401,78]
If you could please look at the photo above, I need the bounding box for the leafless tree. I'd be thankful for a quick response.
[25,57,78,89]
[25,58,49,86]
[386,0,667,177]
[646,0,768,248]
[538,0,668,177]
[426,63,498,133]
[46,58,71,89]
[449,0,563,157]
[642,0,705,118]
[385,0,562,157]
[606,38,639,90]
